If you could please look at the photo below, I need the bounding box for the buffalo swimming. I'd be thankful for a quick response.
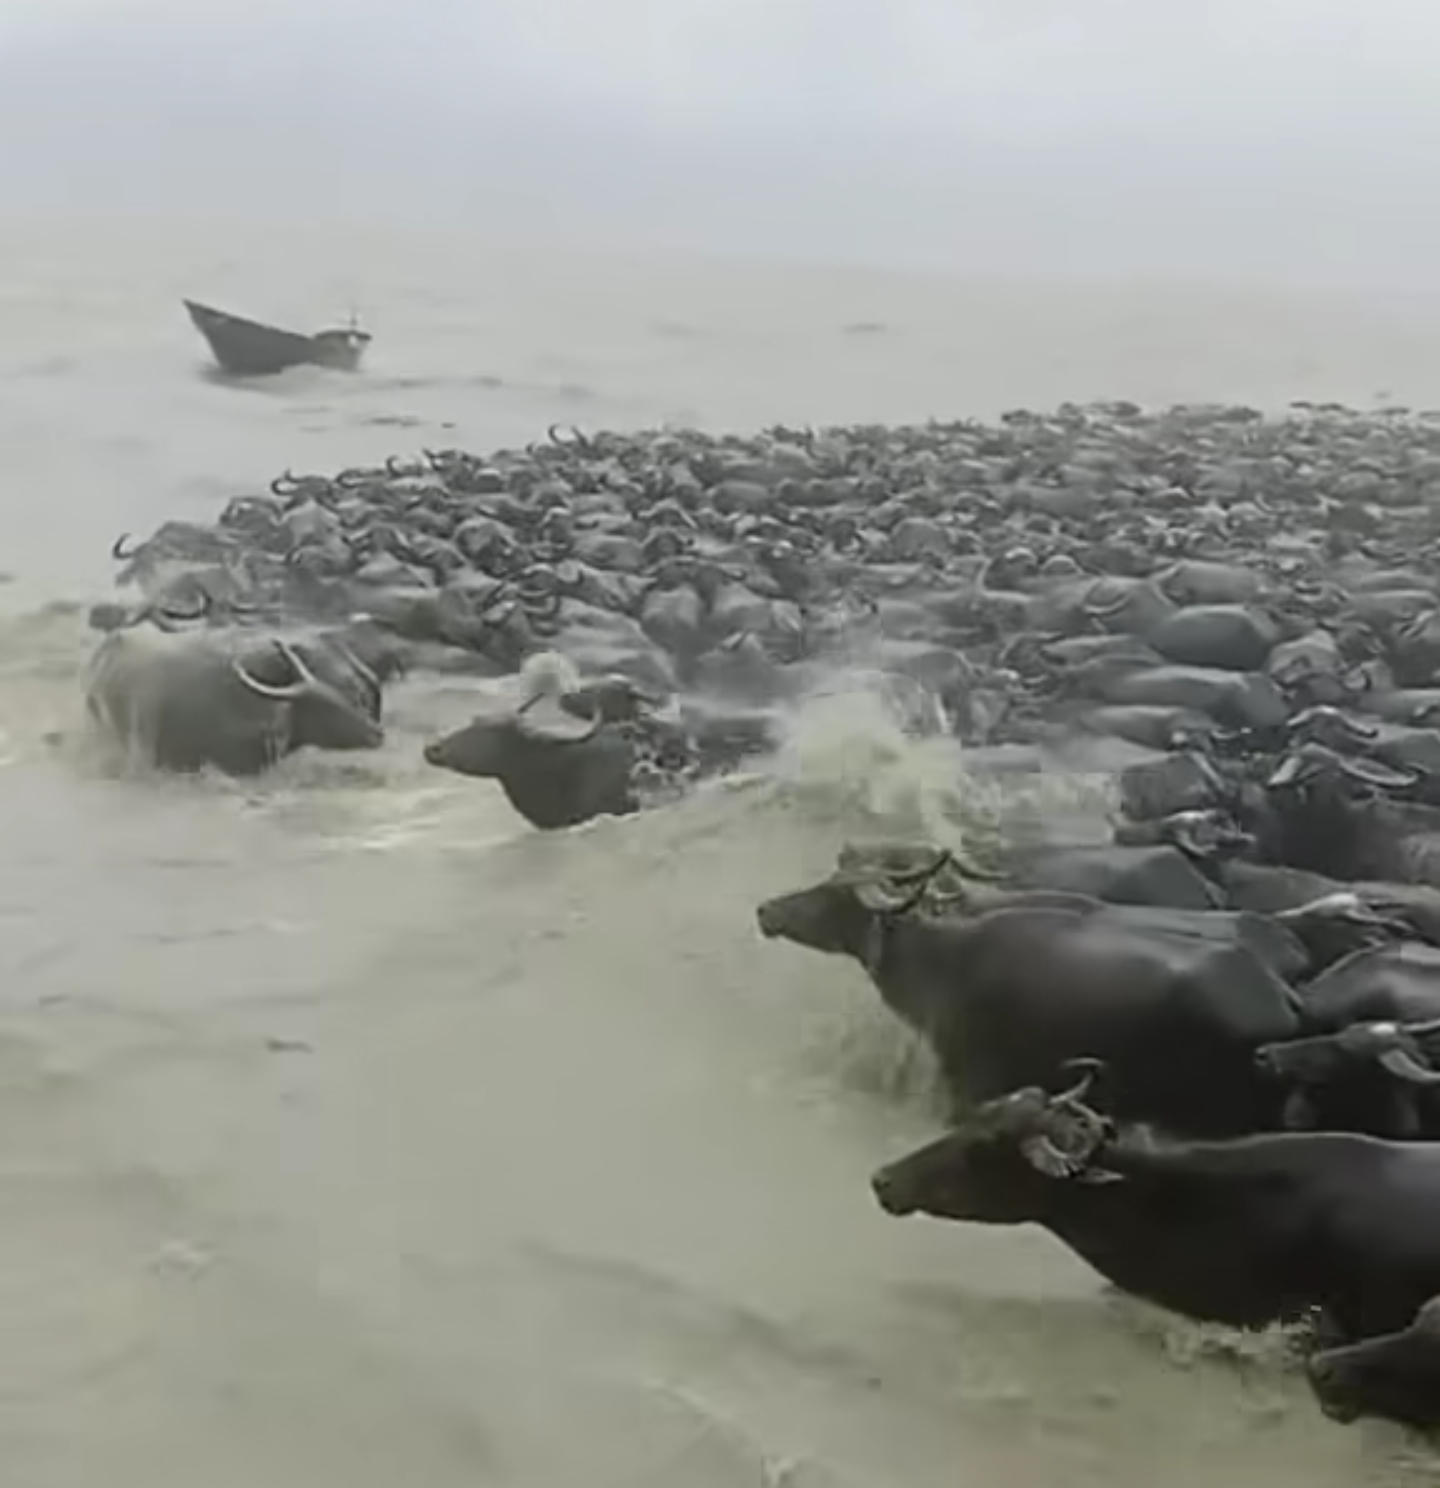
[88,400,1440,1437]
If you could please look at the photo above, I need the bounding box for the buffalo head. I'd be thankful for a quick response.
[1306,1297,1440,1430]
[423,686,639,830]
[233,638,384,752]
[1267,742,1418,798]
[755,841,989,958]
[424,688,605,779]
[1263,744,1420,878]
[870,1063,1113,1224]
[1271,890,1416,971]
[1256,1019,1440,1116]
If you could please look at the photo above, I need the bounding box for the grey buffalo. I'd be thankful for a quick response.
[85,622,384,775]
[422,652,641,830]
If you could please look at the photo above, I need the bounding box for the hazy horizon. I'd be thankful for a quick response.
[2,1,1439,285]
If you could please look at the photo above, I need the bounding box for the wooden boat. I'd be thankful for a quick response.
[182,298,372,377]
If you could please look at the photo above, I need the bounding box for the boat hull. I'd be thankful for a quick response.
[182,299,371,377]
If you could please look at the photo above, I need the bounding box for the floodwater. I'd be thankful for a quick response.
[2,217,1439,1485]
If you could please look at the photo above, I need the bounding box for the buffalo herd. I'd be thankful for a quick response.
[85,401,1440,1438]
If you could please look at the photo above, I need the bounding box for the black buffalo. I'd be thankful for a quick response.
[1306,1296,1440,1431]
[755,844,1304,1135]
[1255,1018,1440,1138]
[1263,744,1440,886]
[871,1078,1440,1342]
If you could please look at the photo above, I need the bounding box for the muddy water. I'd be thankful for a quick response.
[1,220,1436,1482]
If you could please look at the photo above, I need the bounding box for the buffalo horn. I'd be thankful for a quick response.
[1377,1046,1440,1085]
[1338,754,1422,791]
[232,639,319,701]
[1081,580,1137,618]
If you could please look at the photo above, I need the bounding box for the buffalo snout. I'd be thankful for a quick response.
[423,720,505,779]
[755,897,789,939]
[870,1165,919,1217]
[1303,1353,1360,1423]
[754,883,855,953]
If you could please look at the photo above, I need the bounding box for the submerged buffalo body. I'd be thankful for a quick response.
[421,655,747,829]
[85,626,384,775]
[423,675,639,830]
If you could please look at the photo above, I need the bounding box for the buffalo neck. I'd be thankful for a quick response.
[859,911,971,1035]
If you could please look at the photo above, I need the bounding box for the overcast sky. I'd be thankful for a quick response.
[1,0,1438,283]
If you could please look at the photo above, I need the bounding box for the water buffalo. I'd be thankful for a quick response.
[1248,932,1440,1138]
[1306,1296,1440,1430]
[1146,604,1278,673]
[755,845,1304,1135]
[1094,665,1288,732]
[870,1078,1440,1342]
[1254,1018,1440,1138]
[84,624,384,775]
[1262,743,1440,885]
[422,652,641,829]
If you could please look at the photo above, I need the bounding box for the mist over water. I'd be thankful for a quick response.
[5,2,1440,1481]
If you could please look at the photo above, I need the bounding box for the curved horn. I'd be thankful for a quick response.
[1286,704,1380,742]
[1022,1063,1113,1176]
[854,876,933,915]
[513,691,603,744]
[887,847,955,884]
[1267,750,1321,790]
[231,639,318,702]
[111,533,139,561]
[1081,581,1136,618]
[951,1086,1055,1146]
[1338,754,1422,791]
[148,589,212,630]
[346,649,381,696]
[848,845,955,913]
[1378,1046,1440,1085]
[944,1084,1109,1181]
[1054,1057,1106,1106]
[270,470,302,497]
